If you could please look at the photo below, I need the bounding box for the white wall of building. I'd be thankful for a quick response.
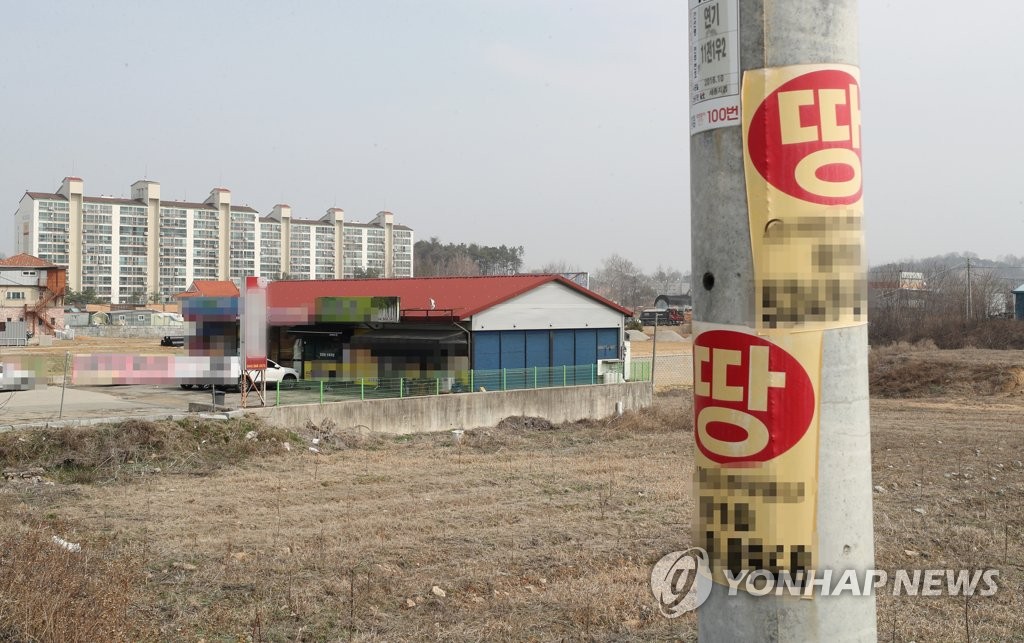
[14,196,36,255]
[471,281,625,332]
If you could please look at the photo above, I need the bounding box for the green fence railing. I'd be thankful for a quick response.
[269,360,647,406]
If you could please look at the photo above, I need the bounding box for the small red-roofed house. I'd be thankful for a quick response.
[0,253,67,335]
[175,280,241,299]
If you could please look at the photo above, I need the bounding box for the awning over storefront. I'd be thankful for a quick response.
[349,329,466,347]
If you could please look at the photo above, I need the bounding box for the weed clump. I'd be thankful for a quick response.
[0,417,300,483]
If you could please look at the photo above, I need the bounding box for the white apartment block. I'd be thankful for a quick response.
[15,177,414,303]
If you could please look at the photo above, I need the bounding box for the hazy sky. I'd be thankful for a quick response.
[2,1,1021,274]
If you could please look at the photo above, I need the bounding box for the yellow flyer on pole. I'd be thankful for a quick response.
[692,323,822,588]
[742,64,866,331]
[694,64,868,591]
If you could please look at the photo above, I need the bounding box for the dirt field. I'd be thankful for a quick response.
[1,346,1023,641]
[627,326,691,358]
[2,336,184,379]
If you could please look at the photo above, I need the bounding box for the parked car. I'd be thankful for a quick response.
[160,335,185,347]
[0,364,33,392]
[244,359,299,384]
[180,358,298,391]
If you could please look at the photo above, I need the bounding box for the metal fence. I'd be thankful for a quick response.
[0,321,28,347]
[631,353,693,391]
[263,361,649,406]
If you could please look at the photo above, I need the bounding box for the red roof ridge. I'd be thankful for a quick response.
[263,274,631,320]
[175,279,240,298]
[0,253,59,268]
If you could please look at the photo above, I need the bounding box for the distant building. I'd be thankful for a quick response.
[175,280,241,299]
[0,253,66,335]
[869,274,930,311]
[64,307,91,327]
[183,274,634,382]
[1012,284,1024,320]
[654,294,692,310]
[105,309,183,327]
[15,177,414,304]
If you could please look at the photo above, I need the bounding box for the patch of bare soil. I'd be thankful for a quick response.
[0,366,1022,641]
[1,336,183,377]
[629,336,691,357]
[870,344,1024,398]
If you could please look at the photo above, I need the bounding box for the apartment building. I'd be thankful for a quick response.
[15,177,414,303]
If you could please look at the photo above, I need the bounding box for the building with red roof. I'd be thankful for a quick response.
[263,274,630,322]
[175,280,241,299]
[0,253,67,336]
[183,275,634,383]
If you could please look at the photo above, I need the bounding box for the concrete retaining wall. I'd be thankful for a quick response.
[253,381,652,434]
[73,325,183,339]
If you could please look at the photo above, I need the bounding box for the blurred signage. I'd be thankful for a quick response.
[243,276,268,370]
[316,296,400,323]
[899,272,925,290]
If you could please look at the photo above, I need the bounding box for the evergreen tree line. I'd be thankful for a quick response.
[413,238,524,277]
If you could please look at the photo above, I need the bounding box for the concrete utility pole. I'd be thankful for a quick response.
[689,0,875,640]
[966,257,973,320]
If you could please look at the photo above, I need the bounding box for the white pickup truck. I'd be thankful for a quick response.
[243,359,299,384]
[179,358,299,390]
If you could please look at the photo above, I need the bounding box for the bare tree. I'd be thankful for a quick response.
[592,254,654,308]
[651,265,685,295]
[442,252,482,277]
[532,260,580,274]
[869,257,1021,346]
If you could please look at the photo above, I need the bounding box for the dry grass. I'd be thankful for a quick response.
[0,515,156,642]
[871,396,1024,641]
[1,346,1023,640]
[1,392,699,641]
[0,418,301,484]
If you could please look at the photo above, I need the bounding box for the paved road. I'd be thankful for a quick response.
[0,384,240,427]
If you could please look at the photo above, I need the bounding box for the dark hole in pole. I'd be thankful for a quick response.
[702,272,715,291]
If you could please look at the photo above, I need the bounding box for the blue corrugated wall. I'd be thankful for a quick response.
[552,330,575,367]
[472,328,621,370]
[525,331,549,367]
[474,332,501,370]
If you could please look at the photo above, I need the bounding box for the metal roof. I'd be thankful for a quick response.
[0,253,59,268]
[175,280,241,298]
[266,275,633,321]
